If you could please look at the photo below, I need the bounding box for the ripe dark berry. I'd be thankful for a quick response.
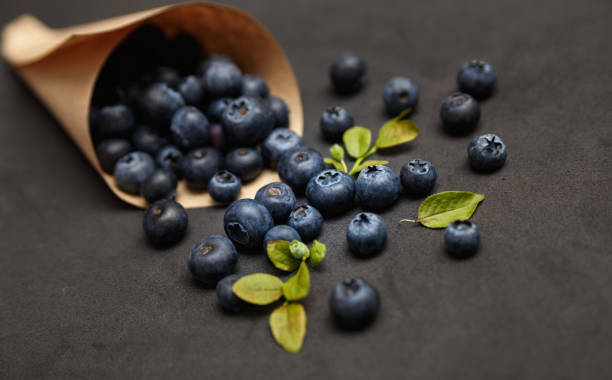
[96,139,132,173]
[355,165,401,210]
[457,60,496,100]
[225,148,263,182]
[143,199,188,246]
[330,278,380,330]
[181,147,223,189]
[444,220,480,258]
[288,204,323,241]
[346,212,387,257]
[223,199,274,250]
[141,169,177,203]
[320,106,354,142]
[113,151,155,194]
[153,66,181,89]
[201,60,242,98]
[261,128,304,168]
[241,74,269,98]
[467,134,507,172]
[267,96,290,127]
[400,159,437,198]
[383,77,419,116]
[440,93,481,135]
[222,96,275,146]
[277,147,325,192]
[156,145,184,178]
[131,125,168,155]
[188,235,237,286]
[92,104,135,140]
[206,98,232,123]
[216,274,248,313]
[330,51,366,94]
[170,106,210,150]
[140,83,185,130]
[306,169,355,216]
[255,182,297,224]
[208,170,241,204]
[263,225,302,249]
[178,75,204,105]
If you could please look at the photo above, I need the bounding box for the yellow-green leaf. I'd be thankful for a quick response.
[376,109,419,148]
[232,273,284,305]
[269,302,306,353]
[324,158,344,171]
[267,241,300,272]
[330,144,344,161]
[401,191,484,228]
[282,262,310,301]
[343,126,372,158]
[309,240,326,267]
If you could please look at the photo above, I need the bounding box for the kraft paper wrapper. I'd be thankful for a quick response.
[1,2,303,208]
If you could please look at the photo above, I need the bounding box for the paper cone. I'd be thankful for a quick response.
[1,2,303,208]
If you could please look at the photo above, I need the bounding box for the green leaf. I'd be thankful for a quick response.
[330,144,345,161]
[343,126,372,158]
[269,302,306,353]
[309,240,326,267]
[282,261,310,301]
[267,240,300,272]
[232,273,284,305]
[324,157,345,172]
[376,109,419,148]
[289,240,309,260]
[400,191,484,228]
[349,160,389,176]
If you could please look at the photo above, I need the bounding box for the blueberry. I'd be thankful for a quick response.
[255,182,297,224]
[92,104,135,140]
[330,51,366,94]
[143,199,188,246]
[330,278,380,330]
[216,274,248,313]
[277,147,325,192]
[208,170,242,204]
[95,139,132,173]
[440,93,481,135]
[261,128,304,168]
[206,98,232,123]
[140,83,185,129]
[346,212,387,257]
[141,169,177,203]
[263,225,302,248]
[188,235,237,286]
[201,60,242,98]
[170,106,210,150]
[223,199,274,250]
[467,133,507,172]
[225,148,263,182]
[181,147,223,189]
[222,96,275,146]
[267,96,290,127]
[241,74,269,98]
[131,125,169,155]
[306,169,355,216]
[153,66,181,89]
[400,159,437,198]
[383,77,419,116]
[457,60,496,100]
[355,165,401,210]
[156,145,184,178]
[287,204,323,241]
[320,106,354,142]
[208,123,225,149]
[198,54,233,76]
[178,75,204,105]
[444,220,480,258]
[113,151,155,194]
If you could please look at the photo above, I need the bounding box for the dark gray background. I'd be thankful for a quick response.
[1,0,611,379]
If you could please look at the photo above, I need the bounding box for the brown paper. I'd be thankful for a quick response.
[1,2,303,208]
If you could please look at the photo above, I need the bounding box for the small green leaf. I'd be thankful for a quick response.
[289,241,309,260]
[269,302,306,353]
[267,240,300,272]
[330,144,345,161]
[343,126,372,158]
[349,160,389,176]
[232,273,284,305]
[376,109,419,149]
[282,261,310,301]
[400,191,484,228]
[309,240,326,267]
[324,158,345,172]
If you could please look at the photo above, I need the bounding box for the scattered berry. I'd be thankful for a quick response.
[330,51,366,94]
[440,93,480,135]
[320,106,354,142]
[306,169,355,216]
[277,147,325,191]
[330,278,380,330]
[467,133,507,172]
[188,235,237,285]
[288,204,323,241]
[255,182,297,224]
[263,225,302,249]
[400,159,437,198]
[457,60,496,99]
[346,212,387,257]
[223,199,274,250]
[216,274,248,313]
[355,165,401,210]
[383,77,419,115]
[208,170,242,204]
[444,220,480,258]
[143,199,188,246]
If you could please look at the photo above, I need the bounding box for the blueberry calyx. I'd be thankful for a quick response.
[342,278,360,296]
[365,165,380,174]
[408,160,429,174]
[267,186,282,196]
[293,205,309,218]
[295,152,310,162]
[315,170,341,186]
[215,170,234,183]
